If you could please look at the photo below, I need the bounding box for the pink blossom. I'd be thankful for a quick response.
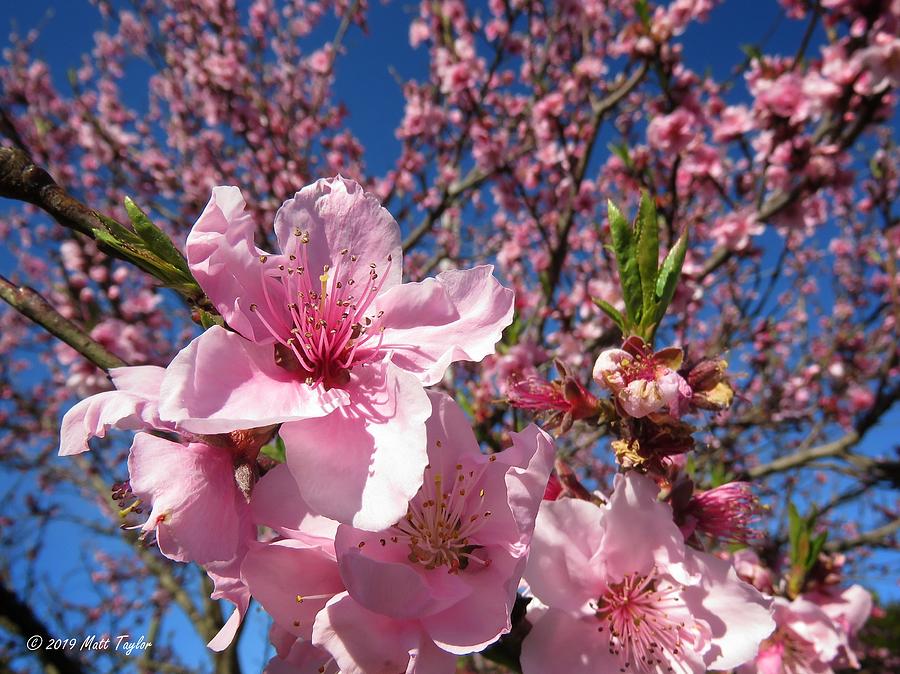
[59,366,259,568]
[522,473,774,674]
[507,369,599,432]
[714,105,754,142]
[593,338,692,418]
[332,392,554,653]
[854,34,900,91]
[648,109,698,154]
[739,597,846,674]
[711,211,764,252]
[732,549,775,594]
[158,176,514,530]
[682,482,762,544]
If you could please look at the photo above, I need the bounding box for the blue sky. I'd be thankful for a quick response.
[2,1,897,672]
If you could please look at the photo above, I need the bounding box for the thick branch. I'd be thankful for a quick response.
[0,578,89,674]
[746,431,860,479]
[0,146,104,239]
[0,274,127,371]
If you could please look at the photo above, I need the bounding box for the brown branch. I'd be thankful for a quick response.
[826,518,900,553]
[0,578,89,674]
[746,430,860,479]
[0,146,105,239]
[0,274,127,371]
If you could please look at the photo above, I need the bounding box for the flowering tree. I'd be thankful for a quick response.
[1,0,898,672]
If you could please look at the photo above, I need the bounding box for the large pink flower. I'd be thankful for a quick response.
[521,472,774,674]
[332,391,554,654]
[158,177,514,530]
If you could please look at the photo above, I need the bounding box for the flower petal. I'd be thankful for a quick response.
[521,609,616,674]
[251,463,339,547]
[681,549,775,670]
[59,365,167,456]
[312,592,419,674]
[158,326,343,434]
[600,472,691,583]
[128,433,244,564]
[410,636,456,673]
[525,498,607,613]
[421,555,524,654]
[187,186,288,344]
[282,360,431,530]
[274,176,402,291]
[241,539,345,639]
[375,265,514,385]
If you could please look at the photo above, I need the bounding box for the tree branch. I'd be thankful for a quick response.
[826,518,900,553]
[0,274,127,371]
[0,578,90,674]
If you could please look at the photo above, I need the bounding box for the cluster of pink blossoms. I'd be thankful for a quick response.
[56,176,849,673]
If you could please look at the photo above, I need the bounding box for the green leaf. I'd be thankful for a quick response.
[740,43,763,63]
[652,228,688,325]
[93,212,142,246]
[634,0,651,26]
[260,435,286,463]
[788,502,803,566]
[607,200,642,324]
[607,142,634,170]
[636,190,659,325]
[198,309,224,330]
[808,531,827,570]
[592,297,626,332]
[125,197,189,272]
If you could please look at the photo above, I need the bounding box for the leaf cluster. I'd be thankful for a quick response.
[593,191,688,344]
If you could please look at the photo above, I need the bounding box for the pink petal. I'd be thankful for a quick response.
[251,464,339,547]
[334,540,434,619]
[241,539,345,639]
[187,186,287,344]
[274,177,401,292]
[264,638,339,674]
[478,423,554,554]
[409,637,456,673]
[591,349,629,388]
[59,365,166,456]
[375,265,514,386]
[206,551,252,651]
[312,592,419,674]
[158,326,343,434]
[525,498,607,613]
[421,556,524,654]
[521,609,616,674]
[282,360,431,530]
[813,585,873,636]
[128,433,245,564]
[681,549,775,670]
[601,472,691,583]
[781,596,844,663]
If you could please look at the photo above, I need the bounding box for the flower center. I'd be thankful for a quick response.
[591,569,698,674]
[250,232,392,389]
[760,628,818,674]
[388,454,496,573]
[617,354,662,385]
